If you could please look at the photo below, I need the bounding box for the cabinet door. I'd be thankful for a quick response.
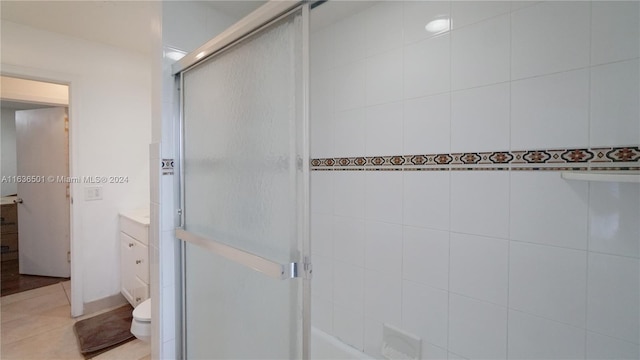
[133,241,149,284]
[132,277,149,306]
[120,232,135,304]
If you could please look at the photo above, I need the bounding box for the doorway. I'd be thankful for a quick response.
[0,76,71,296]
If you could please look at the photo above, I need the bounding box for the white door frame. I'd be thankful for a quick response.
[1,64,83,317]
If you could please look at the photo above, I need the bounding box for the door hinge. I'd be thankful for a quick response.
[67,251,71,263]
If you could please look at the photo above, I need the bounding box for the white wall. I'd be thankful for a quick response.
[310,2,640,360]
[1,108,17,196]
[151,2,239,358]
[1,21,152,308]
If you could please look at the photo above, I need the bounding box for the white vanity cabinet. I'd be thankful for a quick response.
[120,210,150,307]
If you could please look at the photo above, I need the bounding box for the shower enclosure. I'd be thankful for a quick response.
[173,1,639,359]
[174,2,310,358]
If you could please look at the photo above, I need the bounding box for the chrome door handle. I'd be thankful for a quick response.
[13,198,23,204]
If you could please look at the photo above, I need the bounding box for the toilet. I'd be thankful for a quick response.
[130,298,151,342]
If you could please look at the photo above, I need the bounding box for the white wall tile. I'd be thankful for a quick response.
[160,230,177,288]
[312,296,333,334]
[364,270,402,325]
[310,26,334,75]
[403,93,451,155]
[334,62,366,112]
[333,260,364,312]
[364,2,404,57]
[150,158,160,205]
[448,294,507,359]
[509,242,587,327]
[404,35,451,99]
[511,69,589,150]
[311,212,333,258]
[365,171,403,224]
[403,226,450,291]
[508,310,586,360]
[311,112,334,159]
[423,343,448,360]
[451,171,509,239]
[510,1,542,12]
[510,171,589,250]
[403,171,450,231]
[590,59,640,147]
[311,69,334,120]
[363,317,384,359]
[365,101,403,157]
[589,182,640,258]
[333,171,364,218]
[333,304,364,351]
[312,254,333,302]
[402,280,449,349]
[333,216,365,267]
[161,283,176,341]
[451,1,511,29]
[366,49,404,106]
[511,1,590,79]
[403,1,451,45]
[162,339,176,360]
[333,11,367,66]
[365,221,402,277]
[591,1,640,66]
[587,253,639,343]
[451,14,510,90]
[160,175,175,231]
[448,352,468,360]
[334,108,365,158]
[150,203,160,248]
[311,171,333,214]
[450,233,508,306]
[451,83,510,153]
[586,332,640,360]
[311,69,335,158]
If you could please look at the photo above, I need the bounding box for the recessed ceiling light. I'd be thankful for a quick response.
[425,18,450,33]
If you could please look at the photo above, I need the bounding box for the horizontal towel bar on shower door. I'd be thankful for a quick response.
[175,228,302,280]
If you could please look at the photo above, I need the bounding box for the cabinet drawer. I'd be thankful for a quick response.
[1,233,18,261]
[132,277,149,307]
[1,204,18,234]
[119,215,148,245]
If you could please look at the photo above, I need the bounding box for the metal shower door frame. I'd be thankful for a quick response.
[173,2,311,359]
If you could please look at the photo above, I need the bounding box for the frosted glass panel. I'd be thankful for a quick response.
[182,9,304,359]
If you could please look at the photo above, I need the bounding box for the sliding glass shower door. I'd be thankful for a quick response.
[176,5,309,359]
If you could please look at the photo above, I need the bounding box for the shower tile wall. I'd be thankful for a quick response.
[309,2,640,359]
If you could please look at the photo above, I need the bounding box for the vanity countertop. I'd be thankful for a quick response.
[1,196,18,206]
[119,208,150,226]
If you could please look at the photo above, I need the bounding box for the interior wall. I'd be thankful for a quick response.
[1,108,17,196]
[1,21,152,307]
[309,1,640,359]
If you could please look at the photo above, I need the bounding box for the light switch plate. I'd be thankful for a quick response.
[84,186,103,201]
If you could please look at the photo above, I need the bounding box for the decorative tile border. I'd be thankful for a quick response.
[311,146,640,171]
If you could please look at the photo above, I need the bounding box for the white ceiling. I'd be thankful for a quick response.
[0,1,265,56]
[1,1,160,55]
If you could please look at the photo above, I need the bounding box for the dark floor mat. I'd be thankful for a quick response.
[73,304,135,358]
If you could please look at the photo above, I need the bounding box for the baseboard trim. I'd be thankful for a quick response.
[82,292,128,316]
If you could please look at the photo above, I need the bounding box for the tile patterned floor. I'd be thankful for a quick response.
[1,281,150,360]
